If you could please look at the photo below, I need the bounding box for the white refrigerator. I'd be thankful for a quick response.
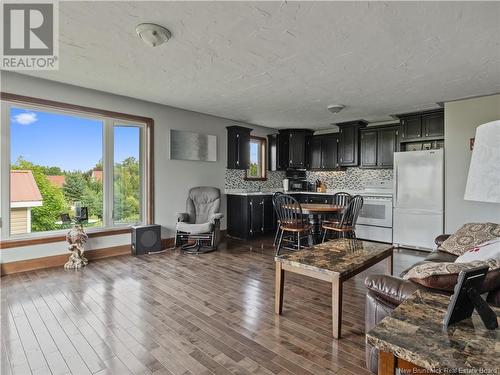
[393,149,444,251]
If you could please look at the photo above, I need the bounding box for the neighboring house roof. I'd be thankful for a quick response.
[47,175,66,188]
[91,170,103,182]
[11,170,43,208]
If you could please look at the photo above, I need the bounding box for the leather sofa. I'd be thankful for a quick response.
[364,234,500,373]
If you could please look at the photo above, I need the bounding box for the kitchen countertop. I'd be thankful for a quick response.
[366,289,500,373]
[224,189,393,197]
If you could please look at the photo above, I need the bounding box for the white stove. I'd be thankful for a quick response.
[356,180,393,243]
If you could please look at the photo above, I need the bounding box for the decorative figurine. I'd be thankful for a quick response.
[64,223,88,269]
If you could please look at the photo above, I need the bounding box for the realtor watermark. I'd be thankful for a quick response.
[1,0,58,70]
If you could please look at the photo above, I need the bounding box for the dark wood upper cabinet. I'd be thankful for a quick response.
[377,127,399,167]
[277,132,290,170]
[423,112,444,138]
[337,121,367,167]
[277,129,313,169]
[307,134,339,170]
[321,134,339,169]
[360,125,399,169]
[400,115,422,140]
[398,109,443,141]
[360,130,378,167]
[226,126,252,169]
[267,134,277,171]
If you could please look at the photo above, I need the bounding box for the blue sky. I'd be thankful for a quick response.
[11,106,139,172]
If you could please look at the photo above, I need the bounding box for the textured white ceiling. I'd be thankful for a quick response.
[19,1,500,129]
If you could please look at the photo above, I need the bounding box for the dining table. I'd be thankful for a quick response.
[284,203,345,242]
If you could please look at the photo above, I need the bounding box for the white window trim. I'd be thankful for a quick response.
[0,101,147,241]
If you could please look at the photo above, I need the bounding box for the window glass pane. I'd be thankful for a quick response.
[248,139,262,178]
[10,106,103,235]
[113,125,141,224]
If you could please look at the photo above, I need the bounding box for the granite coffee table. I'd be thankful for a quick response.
[367,289,500,374]
[275,238,393,339]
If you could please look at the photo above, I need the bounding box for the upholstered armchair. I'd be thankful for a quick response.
[175,186,224,253]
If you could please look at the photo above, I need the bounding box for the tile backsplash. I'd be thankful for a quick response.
[225,169,286,190]
[306,168,393,190]
[225,167,393,191]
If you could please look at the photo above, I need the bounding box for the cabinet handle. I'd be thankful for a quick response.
[417,134,421,137]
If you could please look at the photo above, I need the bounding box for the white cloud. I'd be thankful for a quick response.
[12,112,38,125]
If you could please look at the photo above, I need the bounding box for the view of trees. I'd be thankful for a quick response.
[11,156,140,232]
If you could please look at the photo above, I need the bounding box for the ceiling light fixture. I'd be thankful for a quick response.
[136,23,171,47]
[327,104,345,114]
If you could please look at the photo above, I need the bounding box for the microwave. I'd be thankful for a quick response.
[286,169,307,180]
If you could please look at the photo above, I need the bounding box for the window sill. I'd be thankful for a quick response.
[0,227,132,250]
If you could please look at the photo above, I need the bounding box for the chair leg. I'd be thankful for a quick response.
[322,228,328,243]
[275,229,284,257]
[308,228,314,247]
[297,232,301,251]
[273,226,281,247]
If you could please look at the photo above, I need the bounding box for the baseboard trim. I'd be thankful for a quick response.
[1,244,131,276]
[1,230,228,276]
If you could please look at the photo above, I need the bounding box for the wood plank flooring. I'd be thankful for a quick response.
[1,237,425,375]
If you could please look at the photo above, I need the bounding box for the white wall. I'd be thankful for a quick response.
[0,72,276,263]
[444,94,500,233]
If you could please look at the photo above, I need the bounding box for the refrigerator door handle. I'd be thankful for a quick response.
[394,164,398,206]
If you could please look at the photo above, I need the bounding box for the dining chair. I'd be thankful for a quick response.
[321,192,352,239]
[322,195,363,242]
[272,191,284,246]
[274,194,314,257]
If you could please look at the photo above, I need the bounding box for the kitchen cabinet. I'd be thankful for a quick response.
[276,129,313,169]
[360,130,378,167]
[226,126,252,169]
[399,110,443,141]
[360,125,399,169]
[377,128,399,167]
[337,121,367,167]
[267,134,278,171]
[308,134,339,170]
[227,195,276,239]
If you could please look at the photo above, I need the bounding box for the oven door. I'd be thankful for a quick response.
[357,196,393,227]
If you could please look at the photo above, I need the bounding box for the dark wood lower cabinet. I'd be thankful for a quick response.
[227,195,277,239]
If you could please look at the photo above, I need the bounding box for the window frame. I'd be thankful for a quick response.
[245,136,267,181]
[0,92,154,245]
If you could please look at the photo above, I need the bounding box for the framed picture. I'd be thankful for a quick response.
[170,130,217,162]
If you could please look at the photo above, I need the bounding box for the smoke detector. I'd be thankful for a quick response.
[327,104,345,114]
[136,23,171,47]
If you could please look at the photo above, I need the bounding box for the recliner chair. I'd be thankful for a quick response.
[175,186,224,254]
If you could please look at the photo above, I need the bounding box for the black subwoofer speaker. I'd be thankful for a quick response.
[131,225,162,255]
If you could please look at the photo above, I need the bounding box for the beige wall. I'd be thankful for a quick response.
[444,94,500,232]
[10,208,28,235]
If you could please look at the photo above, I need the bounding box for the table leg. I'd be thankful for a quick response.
[387,252,393,276]
[332,275,343,339]
[275,261,284,315]
[378,351,396,375]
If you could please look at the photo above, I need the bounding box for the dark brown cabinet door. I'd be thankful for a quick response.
[401,116,422,140]
[277,133,289,170]
[321,134,338,169]
[227,126,251,169]
[262,196,276,232]
[360,130,378,167]
[249,197,264,235]
[338,126,357,166]
[377,128,398,167]
[289,132,306,168]
[308,136,322,169]
[423,112,444,138]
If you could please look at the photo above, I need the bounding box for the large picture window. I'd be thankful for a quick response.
[1,98,151,240]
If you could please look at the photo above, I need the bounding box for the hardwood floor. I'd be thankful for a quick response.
[1,237,425,375]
